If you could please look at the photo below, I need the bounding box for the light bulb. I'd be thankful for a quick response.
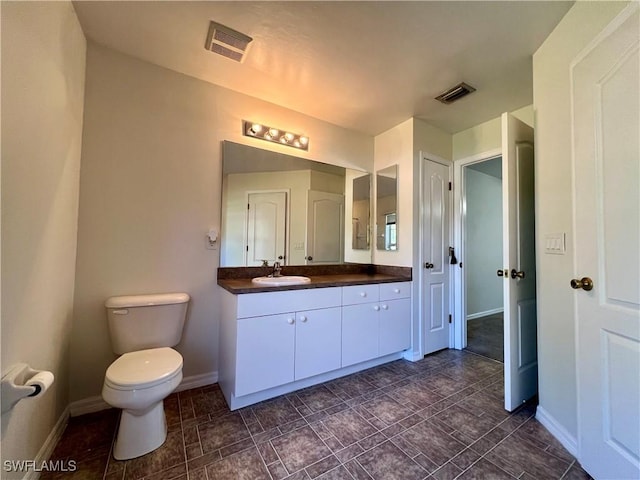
[264,132,272,140]
[284,132,294,142]
[269,128,279,137]
[280,136,288,144]
[250,123,263,134]
[299,136,309,146]
[293,140,301,148]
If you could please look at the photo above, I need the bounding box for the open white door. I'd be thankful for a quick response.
[501,113,537,411]
[423,158,451,354]
[246,191,287,266]
[306,190,344,264]
[572,5,639,477]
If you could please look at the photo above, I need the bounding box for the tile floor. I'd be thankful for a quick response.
[43,350,592,480]
[465,314,504,363]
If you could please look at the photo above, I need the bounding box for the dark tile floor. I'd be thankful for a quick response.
[43,350,592,480]
[465,314,504,362]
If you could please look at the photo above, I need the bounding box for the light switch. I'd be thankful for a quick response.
[544,233,566,255]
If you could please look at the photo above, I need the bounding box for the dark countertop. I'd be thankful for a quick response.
[217,265,412,294]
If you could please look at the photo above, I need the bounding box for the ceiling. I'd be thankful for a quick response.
[72,1,573,136]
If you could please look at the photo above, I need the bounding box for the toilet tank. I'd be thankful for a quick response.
[105,293,190,355]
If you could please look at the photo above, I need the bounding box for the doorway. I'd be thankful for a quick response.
[462,156,504,362]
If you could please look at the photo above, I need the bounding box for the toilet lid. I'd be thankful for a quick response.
[106,347,183,389]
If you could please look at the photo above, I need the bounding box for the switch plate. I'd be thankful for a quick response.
[544,233,566,255]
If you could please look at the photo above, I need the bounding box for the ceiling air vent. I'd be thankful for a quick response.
[435,82,476,104]
[205,21,252,62]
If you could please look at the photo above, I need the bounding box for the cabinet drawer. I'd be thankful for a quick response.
[342,284,379,305]
[237,287,341,318]
[379,282,412,301]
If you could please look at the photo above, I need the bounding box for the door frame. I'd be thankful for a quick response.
[452,148,502,349]
[244,189,291,266]
[417,152,454,357]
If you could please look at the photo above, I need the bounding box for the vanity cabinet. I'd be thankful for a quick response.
[219,281,412,410]
[342,282,411,366]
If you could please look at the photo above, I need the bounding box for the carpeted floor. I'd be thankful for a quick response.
[465,313,504,362]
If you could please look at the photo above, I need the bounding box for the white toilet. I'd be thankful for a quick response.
[102,292,190,460]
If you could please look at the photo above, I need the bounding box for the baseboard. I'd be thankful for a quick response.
[23,406,70,480]
[175,371,218,393]
[466,308,504,321]
[402,350,423,362]
[535,405,578,457]
[68,370,218,417]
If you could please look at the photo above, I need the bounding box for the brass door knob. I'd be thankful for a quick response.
[511,269,525,279]
[570,277,593,291]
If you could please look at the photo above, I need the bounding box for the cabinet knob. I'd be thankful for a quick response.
[359,292,367,297]
[299,315,307,322]
[373,305,380,311]
[287,318,295,325]
[393,288,400,294]
[381,304,389,310]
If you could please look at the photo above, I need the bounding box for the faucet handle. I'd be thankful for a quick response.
[261,260,269,267]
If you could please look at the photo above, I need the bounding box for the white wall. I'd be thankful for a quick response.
[532,0,629,442]
[1,0,86,471]
[464,168,503,317]
[71,43,373,402]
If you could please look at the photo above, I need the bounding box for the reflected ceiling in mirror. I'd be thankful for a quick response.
[221,141,372,267]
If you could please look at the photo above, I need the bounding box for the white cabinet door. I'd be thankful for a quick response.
[342,303,379,367]
[236,313,295,396]
[379,298,411,356]
[295,307,342,380]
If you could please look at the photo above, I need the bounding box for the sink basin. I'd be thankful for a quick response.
[251,276,311,286]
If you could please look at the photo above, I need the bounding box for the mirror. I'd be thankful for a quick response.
[376,165,398,251]
[351,173,371,250]
[221,141,372,266]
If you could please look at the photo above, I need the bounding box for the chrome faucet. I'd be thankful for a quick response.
[272,261,282,277]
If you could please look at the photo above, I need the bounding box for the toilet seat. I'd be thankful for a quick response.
[105,347,183,391]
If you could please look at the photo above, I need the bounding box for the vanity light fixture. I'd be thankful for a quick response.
[243,121,309,151]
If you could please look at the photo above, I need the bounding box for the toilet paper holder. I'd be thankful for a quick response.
[1,363,55,414]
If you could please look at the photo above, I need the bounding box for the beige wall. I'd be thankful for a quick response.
[532,0,629,442]
[71,43,373,402]
[1,0,86,470]
[452,105,534,161]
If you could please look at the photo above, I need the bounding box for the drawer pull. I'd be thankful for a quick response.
[287,318,295,325]
[381,304,389,310]
[299,315,308,322]
[393,288,400,294]
[373,305,380,311]
[359,292,367,297]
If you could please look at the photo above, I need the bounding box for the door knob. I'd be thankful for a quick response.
[510,269,525,279]
[570,277,593,291]
[424,262,434,269]
[305,256,313,261]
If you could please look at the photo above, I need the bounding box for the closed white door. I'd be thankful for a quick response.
[246,191,287,266]
[501,113,537,411]
[306,190,344,264]
[572,5,639,477]
[423,159,451,354]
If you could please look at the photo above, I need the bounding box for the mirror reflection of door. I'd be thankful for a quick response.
[246,191,287,266]
[351,174,371,250]
[376,165,398,251]
[306,190,344,264]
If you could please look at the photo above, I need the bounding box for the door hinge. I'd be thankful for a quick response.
[246,245,249,252]
[448,314,452,324]
[247,203,250,210]
[448,182,452,191]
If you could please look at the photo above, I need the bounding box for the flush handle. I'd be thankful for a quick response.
[112,309,128,315]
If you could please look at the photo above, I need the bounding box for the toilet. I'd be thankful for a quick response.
[102,292,190,460]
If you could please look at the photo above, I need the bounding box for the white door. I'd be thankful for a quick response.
[501,113,537,411]
[246,191,287,266]
[306,190,344,264]
[423,158,451,354]
[572,5,639,477]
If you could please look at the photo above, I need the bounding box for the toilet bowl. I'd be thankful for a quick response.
[102,347,183,460]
